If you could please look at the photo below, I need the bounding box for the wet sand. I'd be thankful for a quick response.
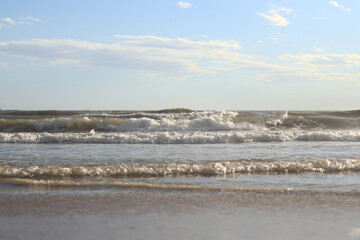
[1,186,360,240]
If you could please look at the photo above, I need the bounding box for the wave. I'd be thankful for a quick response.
[0,178,297,192]
[1,130,360,143]
[8,178,360,195]
[1,159,360,180]
[1,110,360,133]
[0,111,252,133]
[8,179,360,196]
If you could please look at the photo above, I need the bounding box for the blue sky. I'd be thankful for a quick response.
[1,0,360,110]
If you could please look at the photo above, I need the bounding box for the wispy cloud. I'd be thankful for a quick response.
[0,16,41,28]
[1,17,16,25]
[114,35,241,50]
[280,53,360,67]
[1,36,359,83]
[0,39,194,75]
[277,53,360,82]
[257,7,293,26]
[178,1,191,8]
[329,1,351,11]
[0,37,244,78]
[1,36,292,81]
[18,16,41,25]
[18,16,41,22]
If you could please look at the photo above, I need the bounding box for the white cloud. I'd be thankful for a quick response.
[276,53,360,82]
[329,1,351,11]
[1,36,294,81]
[257,7,293,26]
[0,37,244,78]
[1,36,359,83]
[0,39,198,75]
[1,17,16,25]
[178,1,191,8]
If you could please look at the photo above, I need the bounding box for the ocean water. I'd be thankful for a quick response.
[1,109,360,239]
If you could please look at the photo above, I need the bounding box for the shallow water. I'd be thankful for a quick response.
[2,187,360,240]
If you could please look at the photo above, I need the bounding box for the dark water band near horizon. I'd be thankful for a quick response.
[1,109,360,240]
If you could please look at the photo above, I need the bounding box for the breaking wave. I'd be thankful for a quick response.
[1,159,360,179]
[1,130,360,143]
[1,110,360,138]
[0,111,248,133]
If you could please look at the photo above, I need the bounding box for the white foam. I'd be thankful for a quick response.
[1,159,360,179]
[1,130,360,144]
[104,110,248,132]
[266,111,288,126]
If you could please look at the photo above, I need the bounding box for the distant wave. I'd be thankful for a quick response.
[1,159,360,180]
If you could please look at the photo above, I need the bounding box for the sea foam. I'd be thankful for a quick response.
[1,159,360,179]
[1,130,360,144]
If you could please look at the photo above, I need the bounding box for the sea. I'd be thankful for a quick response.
[1,109,360,240]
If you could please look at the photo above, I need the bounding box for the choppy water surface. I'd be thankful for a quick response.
[1,109,360,193]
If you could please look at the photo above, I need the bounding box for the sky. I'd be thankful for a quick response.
[1,0,360,110]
